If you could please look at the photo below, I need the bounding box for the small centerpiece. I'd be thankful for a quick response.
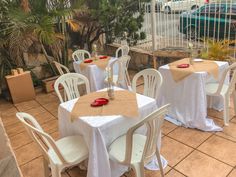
[188,42,194,65]
[92,44,98,60]
[106,67,115,100]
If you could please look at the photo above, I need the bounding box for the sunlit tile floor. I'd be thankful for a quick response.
[1,71,236,177]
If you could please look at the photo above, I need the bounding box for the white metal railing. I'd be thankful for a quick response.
[118,0,236,58]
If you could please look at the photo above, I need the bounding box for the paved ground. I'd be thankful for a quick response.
[1,70,236,177]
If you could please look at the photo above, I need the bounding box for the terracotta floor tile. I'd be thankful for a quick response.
[51,90,62,96]
[42,101,60,113]
[165,169,185,177]
[161,120,177,135]
[168,127,212,148]
[161,136,193,167]
[231,116,236,123]
[134,76,144,87]
[50,131,60,140]
[24,106,47,116]
[68,165,170,177]
[14,100,40,111]
[41,119,58,134]
[198,135,236,166]
[33,111,56,125]
[228,169,236,177]
[5,122,25,137]
[1,107,18,117]
[50,110,58,117]
[136,84,144,95]
[20,156,45,177]
[175,150,232,177]
[2,76,236,177]
[35,92,59,105]
[67,166,87,177]
[21,156,70,177]
[216,122,236,142]
[1,114,20,127]
[207,108,235,121]
[14,142,42,166]
[0,99,14,112]
[9,131,32,150]
[145,165,171,177]
[209,115,225,127]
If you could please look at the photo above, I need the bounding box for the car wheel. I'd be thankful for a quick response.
[164,6,171,14]
[187,27,197,40]
[191,5,198,10]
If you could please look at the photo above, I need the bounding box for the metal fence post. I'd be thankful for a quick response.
[151,0,157,69]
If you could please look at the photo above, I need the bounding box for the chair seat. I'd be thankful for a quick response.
[48,135,88,165]
[205,83,229,96]
[109,134,146,164]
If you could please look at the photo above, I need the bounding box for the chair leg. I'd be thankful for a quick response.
[156,148,164,177]
[208,96,213,109]
[131,163,145,177]
[43,158,50,177]
[50,163,61,177]
[223,95,230,126]
[233,91,236,115]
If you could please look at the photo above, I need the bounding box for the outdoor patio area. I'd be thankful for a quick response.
[1,70,236,177]
[1,1,236,177]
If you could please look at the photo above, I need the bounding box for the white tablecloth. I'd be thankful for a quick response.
[58,89,167,177]
[73,58,118,92]
[157,61,229,131]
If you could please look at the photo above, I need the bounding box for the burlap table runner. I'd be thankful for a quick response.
[169,58,219,82]
[79,57,111,71]
[71,90,139,121]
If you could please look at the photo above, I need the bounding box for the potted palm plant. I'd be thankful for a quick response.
[200,39,235,63]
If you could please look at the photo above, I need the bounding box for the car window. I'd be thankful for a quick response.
[200,4,220,15]
[201,5,219,13]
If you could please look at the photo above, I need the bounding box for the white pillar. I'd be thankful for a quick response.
[151,0,157,68]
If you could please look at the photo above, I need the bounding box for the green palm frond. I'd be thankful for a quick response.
[33,16,56,44]
[200,38,235,62]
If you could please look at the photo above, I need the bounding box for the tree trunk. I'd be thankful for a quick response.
[20,0,31,13]
[40,43,57,76]
[61,16,69,67]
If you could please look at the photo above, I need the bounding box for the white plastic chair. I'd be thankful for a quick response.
[16,112,88,177]
[53,61,70,75]
[109,104,170,177]
[105,55,131,89]
[206,62,236,126]
[115,45,129,58]
[132,69,163,99]
[54,73,90,103]
[72,50,91,62]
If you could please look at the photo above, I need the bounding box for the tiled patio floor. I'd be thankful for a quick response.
[1,72,236,177]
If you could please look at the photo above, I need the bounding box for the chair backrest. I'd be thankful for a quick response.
[216,62,236,95]
[132,69,163,99]
[16,112,67,164]
[53,61,70,75]
[54,73,90,103]
[115,45,129,58]
[122,104,170,165]
[110,55,131,88]
[72,50,91,62]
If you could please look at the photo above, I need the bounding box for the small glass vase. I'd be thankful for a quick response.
[107,78,115,100]
[92,44,98,60]
[92,51,98,60]
[106,67,115,100]
[189,55,194,65]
